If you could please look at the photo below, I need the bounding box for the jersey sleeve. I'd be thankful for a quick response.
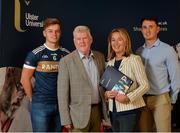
[23,52,38,69]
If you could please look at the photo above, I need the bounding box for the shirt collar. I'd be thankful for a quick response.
[78,50,94,59]
[44,43,59,51]
[143,38,160,48]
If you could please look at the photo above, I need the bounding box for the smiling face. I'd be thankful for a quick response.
[73,31,92,56]
[110,32,126,56]
[43,24,61,46]
[141,20,160,42]
[107,28,132,60]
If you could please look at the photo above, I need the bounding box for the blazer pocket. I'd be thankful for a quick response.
[70,95,91,105]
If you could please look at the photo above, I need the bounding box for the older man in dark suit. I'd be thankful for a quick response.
[57,25,109,132]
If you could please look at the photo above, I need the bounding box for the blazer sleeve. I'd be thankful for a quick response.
[57,58,72,125]
[127,55,150,102]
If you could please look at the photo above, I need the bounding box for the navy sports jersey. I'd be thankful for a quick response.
[23,44,69,103]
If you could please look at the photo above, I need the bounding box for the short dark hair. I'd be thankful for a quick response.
[140,16,159,26]
[43,18,61,30]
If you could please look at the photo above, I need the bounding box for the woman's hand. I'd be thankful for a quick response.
[115,93,130,104]
[105,90,118,99]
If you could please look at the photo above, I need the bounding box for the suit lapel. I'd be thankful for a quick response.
[110,57,128,71]
[92,51,101,76]
[73,50,92,87]
[120,57,128,70]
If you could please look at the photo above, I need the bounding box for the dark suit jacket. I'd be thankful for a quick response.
[57,50,108,129]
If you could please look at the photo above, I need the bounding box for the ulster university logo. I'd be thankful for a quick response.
[24,0,31,5]
[14,0,29,32]
[14,0,43,32]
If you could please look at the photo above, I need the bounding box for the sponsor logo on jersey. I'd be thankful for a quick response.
[36,61,59,72]
[42,55,48,59]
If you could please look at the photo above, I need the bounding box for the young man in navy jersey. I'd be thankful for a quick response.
[21,18,69,132]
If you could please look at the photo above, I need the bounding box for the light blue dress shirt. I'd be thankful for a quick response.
[78,50,100,104]
[136,39,180,103]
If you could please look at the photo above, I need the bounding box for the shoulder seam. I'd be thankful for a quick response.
[60,47,70,54]
[32,45,45,54]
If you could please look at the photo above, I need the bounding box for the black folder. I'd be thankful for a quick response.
[100,66,133,94]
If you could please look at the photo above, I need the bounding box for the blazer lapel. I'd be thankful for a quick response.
[109,57,127,71]
[73,50,92,87]
[92,51,101,76]
[119,57,128,70]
